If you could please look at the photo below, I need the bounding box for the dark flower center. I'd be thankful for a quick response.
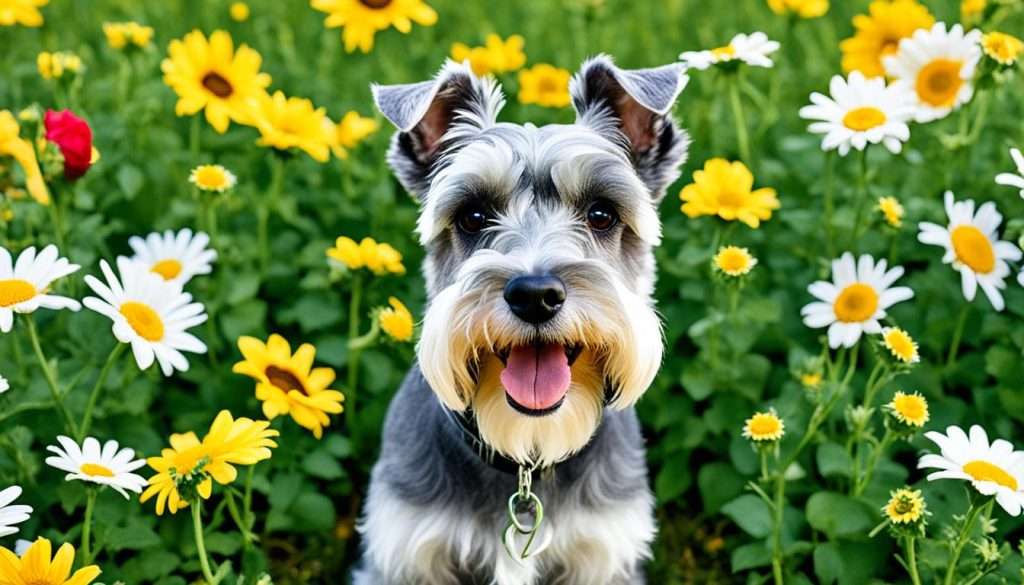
[202,72,234,98]
[360,0,393,7]
[266,365,306,394]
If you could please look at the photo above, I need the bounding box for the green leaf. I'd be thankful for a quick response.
[698,462,746,514]
[721,494,773,538]
[302,448,345,480]
[680,362,713,400]
[731,541,771,572]
[654,458,691,503]
[813,542,843,585]
[116,164,144,199]
[204,532,242,555]
[291,492,337,533]
[805,492,875,539]
[325,434,353,458]
[816,442,853,478]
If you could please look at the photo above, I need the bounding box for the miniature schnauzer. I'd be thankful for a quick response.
[354,55,689,585]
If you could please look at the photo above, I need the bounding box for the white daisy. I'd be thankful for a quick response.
[918,191,1022,311]
[0,244,81,333]
[679,32,780,70]
[799,71,914,156]
[801,252,915,349]
[127,228,217,287]
[883,22,982,123]
[0,374,8,394]
[919,425,1024,517]
[995,147,1024,199]
[45,435,147,498]
[0,486,32,538]
[83,257,208,376]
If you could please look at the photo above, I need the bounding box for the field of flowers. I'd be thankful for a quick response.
[1,0,1024,583]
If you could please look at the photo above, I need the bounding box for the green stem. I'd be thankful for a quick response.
[849,148,870,249]
[823,152,836,259]
[345,275,364,432]
[770,472,785,585]
[855,428,894,496]
[943,498,985,585]
[25,316,77,436]
[861,361,889,410]
[904,536,922,585]
[78,344,125,440]
[946,304,970,371]
[81,489,96,564]
[46,193,67,252]
[191,502,219,585]
[190,114,201,164]
[258,156,285,274]
[728,74,752,165]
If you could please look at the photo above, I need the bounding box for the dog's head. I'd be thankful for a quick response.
[373,56,689,466]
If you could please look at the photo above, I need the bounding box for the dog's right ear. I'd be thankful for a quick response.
[372,60,505,197]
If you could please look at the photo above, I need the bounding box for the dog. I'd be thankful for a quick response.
[354,55,689,585]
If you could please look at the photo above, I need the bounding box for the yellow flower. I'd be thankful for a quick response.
[379,297,414,341]
[0,110,50,204]
[189,164,237,192]
[883,487,926,524]
[0,0,48,27]
[233,335,344,439]
[801,372,823,389]
[882,327,919,364]
[840,0,935,78]
[451,34,527,76]
[310,0,438,54]
[230,1,250,21]
[877,196,904,228]
[140,410,278,515]
[887,390,929,427]
[518,64,572,107]
[103,22,153,49]
[326,111,379,159]
[982,32,1023,66]
[767,0,828,19]
[680,159,780,228]
[713,245,758,277]
[326,236,406,275]
[253,91,331,162]
[161,29,272,134]
[961,0,986,21]
[0,538,100,585]
[743,410,785,442]
[37,51,82,80]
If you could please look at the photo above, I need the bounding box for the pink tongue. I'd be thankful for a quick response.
[500,343,572,410]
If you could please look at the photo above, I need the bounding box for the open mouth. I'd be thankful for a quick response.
[496,342,582,417]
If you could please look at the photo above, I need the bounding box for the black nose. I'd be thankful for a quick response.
[504,275,566,324]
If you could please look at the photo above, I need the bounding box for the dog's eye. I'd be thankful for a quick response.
[586,200,619,232]
[456,205,489,234]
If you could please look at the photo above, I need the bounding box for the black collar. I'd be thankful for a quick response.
[449,408,527,475]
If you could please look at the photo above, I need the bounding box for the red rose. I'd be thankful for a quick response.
[44,109,93,180]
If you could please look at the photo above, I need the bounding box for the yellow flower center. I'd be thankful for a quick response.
[833,283,879,323]
[884,329,918,363]
[715,247,754,276]
[881,39,900,57]
[915,59,964,107]
[201,72,234,98]
[80,462,116,477]
[963,460,1018,490]
[747,414,783,440]
[193,166,229,190]
[712,44,736,59]
[151,259,183,281]
[266,365,306,394]
[842,106,887,131]
[0,278,36,307]
[120,301,165,342]
[891,393,928,426]
[360,0,393,7]
[951,225,995,274]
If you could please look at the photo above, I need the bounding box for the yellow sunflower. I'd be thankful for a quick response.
[140,411,277,515]
[253,91,331,162]
[161,29,272,134]
[233,334,345,439]
[840,0,935,78]
[518,64,572,107]
[961,0,986,21]
[0,538,100,585]
[379,297,414,341]
[680,158,780,228]
[326,111,379,159]
[103,22,154,49]
[0,110,49,204]
[883,487,926,524]
[886,391,929,427]
[983,32,1023,66]
[0,0,48,27]
[310,0,438,54]
[326,236,405,275]
[451,34,527,76]
[877,196,904,227]
[37,51,82,80]
[713,245,758,277]
[767,0,828,19]
[742,409,785,442]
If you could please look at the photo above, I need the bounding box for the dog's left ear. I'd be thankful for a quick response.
[571,55,689,201]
